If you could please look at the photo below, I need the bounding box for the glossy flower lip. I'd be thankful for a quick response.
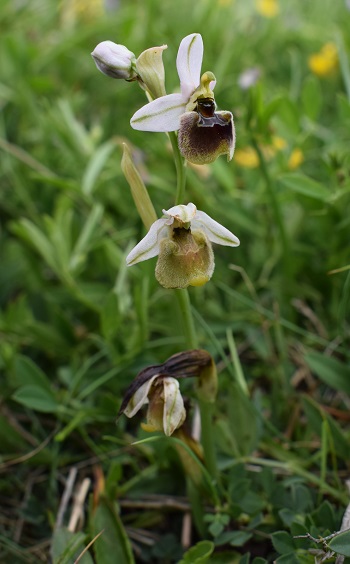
[126,203,240,267]
[130,33,215,132]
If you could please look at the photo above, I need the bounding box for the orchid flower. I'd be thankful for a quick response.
[123,375,186,437]
[130,33,235,165]
[126,203,239,289]
[117,350,218,435]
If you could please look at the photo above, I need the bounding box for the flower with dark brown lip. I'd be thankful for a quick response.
[130,34,235,165]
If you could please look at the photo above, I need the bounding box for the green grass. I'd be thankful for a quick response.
[1,0,350,562]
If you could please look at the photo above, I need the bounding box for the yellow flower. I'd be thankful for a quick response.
[287,148,304,170]
[308,43,338,77]
[234,147,259,168]
[61,0,103,26]
[256,0,279,18]
[272,136,287,151]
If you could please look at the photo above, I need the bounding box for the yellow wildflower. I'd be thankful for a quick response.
[61,0,103,26]
[256,0,279,18]
[287,148,304,170]
[234,147,259,168]
[308,43,338,77]
[272,136,287,151]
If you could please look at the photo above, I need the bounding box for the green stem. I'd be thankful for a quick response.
[170,127,217,482]
[175,289,218,481]
[175,289,198,349]
[168,131,187,205]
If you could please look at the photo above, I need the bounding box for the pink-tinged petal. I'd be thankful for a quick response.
[126,218,168,266]
[130,93,186,132]
[123,375,158,418]
[177,33,203,100]
[193,211,240,247]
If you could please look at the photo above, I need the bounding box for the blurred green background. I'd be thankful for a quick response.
[1,0,350,562]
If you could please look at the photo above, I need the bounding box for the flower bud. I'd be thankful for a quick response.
[121,143,157,229]
[91,41,137,80]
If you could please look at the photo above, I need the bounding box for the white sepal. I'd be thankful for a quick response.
[130,93,186,132]
[123,375,158,418]
[193,211,240,247]
[126,218,168,266]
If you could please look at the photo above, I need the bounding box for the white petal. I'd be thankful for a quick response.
[193,211,240,247]
[130,93,186,132]
[126,218,168,266]
[177,34,203,100]
[164,202,197,223]
[162,377,186,436]
[124,375,158,418]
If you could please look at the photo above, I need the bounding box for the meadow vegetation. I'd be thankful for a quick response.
[1,0,350,562]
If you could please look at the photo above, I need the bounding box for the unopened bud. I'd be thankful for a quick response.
[91,41,137,80]
[121,143,158,230]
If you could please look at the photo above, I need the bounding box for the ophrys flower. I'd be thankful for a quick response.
[130,34,235,164]
[126,203,239,288]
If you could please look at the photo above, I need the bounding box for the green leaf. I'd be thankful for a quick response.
[302,395,349,461]
[276,98,300,135]
[100,292,120,340]
[12,385,59,413]
[82,140,116,196]
[10,218,59,273]
[229,531,253,547]
[177,540,214,564]
[274,554,300,564]
[278,173,329,200]
[304,352,350,394]
[90,497,135,564]
[271,531,295,555]
[227,383,258,456]
[302,76,323,121]
[69,203,104,272]
[329,530,350,556]
[12,355,52,390]
[51,528,93,564]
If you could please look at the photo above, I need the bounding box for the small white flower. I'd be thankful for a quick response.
[91,41,137,80]
[238,67,261,90]
[126,203,239,288]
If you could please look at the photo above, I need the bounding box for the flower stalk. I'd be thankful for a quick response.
[92,31,240,493]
